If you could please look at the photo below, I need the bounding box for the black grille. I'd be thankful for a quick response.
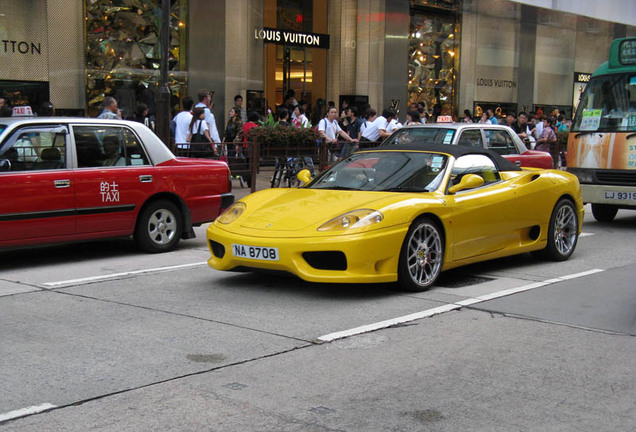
[209,240,225,258]
[302,251,347,270]
[595,170,636,185]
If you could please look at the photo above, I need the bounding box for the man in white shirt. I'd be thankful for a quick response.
[318,106,358,160]
[195,90,221,143]
[173,97,194,148]
[386,109,402,134]
[361,107,394,142]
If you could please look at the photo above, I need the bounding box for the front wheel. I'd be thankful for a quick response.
[536,198,578,261]
[591,204,618,222]
[398,218,444,292]
[134,200,183,253]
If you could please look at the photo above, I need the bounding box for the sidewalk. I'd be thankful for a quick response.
[231,169,273,201]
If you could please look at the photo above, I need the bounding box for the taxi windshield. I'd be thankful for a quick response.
[382,127,456,146]
[307,151,448,192]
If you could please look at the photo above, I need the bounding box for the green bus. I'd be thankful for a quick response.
[567,37,636,221]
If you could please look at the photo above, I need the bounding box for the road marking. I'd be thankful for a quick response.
[42,262,208,288]
[580,232,594,237]
[317,269,605,342]
[0,403,56,423]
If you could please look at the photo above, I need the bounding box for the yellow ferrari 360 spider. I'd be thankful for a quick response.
[207,144,583,291]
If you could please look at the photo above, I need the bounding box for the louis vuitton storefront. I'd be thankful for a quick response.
[1,0,634,130]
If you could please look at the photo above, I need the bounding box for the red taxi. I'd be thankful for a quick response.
[0,118,233,252]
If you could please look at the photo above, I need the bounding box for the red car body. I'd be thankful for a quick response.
[0,118,233,252]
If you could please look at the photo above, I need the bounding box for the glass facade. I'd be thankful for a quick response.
[408,10,458,119]
[84,0,188,118]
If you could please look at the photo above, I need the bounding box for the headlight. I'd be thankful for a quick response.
[217,202,246,224]
[318,209,384,232]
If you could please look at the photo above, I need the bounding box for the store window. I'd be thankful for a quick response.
[408,2,458,120]
[84,0,187,119]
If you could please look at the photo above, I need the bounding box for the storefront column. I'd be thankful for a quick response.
[188,0,225,130]
[384,0,409,118]
[517,4,536,114]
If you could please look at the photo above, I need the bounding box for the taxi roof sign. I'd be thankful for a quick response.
[436,115,453,123]
[12,106,34,117]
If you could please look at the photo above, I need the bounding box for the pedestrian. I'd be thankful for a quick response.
[535,116,557,156]
[38,101,55,117]
[341,106,363,159]
[186,107,216,158]
[361,107,392,142]
[134,103,155,131]
[505,112,516,128]
[173,96,194,150]
[241,111,260,157]
[97,96,121,119]
[487,109,498,125]
[555,114,569,132]
[317,106,358,161]
[478,112,489,124]
[195,90,221,144]
[386,108,402,134]
[224,106,243,157]
[292,105,310,128]
[405,110,421,125]
[463,109,473,123]
[359,108,379,142]
[231,94,248,123]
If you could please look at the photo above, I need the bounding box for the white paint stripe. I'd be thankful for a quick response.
[579,232,594,237]
[318,269,605,343]
[0,403,56,423]
[42,261,208,288]
[318,304,460,342]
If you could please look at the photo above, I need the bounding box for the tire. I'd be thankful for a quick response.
[591,204,618,222]
[537,198,579,261]
[398,218,444,292]
[134,199,183,253]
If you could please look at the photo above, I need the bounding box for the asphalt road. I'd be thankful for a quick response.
[0,206,634,431]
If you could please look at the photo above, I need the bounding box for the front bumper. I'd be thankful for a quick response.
[206,223,409,284]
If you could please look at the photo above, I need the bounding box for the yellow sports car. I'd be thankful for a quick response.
[207,144,583,291]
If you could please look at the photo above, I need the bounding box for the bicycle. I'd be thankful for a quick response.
[270,156,315,188]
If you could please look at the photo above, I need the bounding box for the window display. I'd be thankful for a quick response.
[408,11,458,120]
[85,0,187,118]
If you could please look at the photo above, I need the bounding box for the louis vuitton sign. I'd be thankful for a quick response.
[254,27,330,49]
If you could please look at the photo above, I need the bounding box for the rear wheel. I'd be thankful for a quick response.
[398,218,444,292]
[536,198,578,261]
[591,204,618,222]
[134,200,183,253]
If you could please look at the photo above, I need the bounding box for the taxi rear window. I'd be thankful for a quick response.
[0,125,5,134]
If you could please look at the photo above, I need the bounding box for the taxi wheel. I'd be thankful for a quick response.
[398,217,444,292]
[134,199,183,253]
[535,198,578,261]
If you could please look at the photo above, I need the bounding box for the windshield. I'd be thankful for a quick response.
[382,127,456,146]
[307,151,448,192]
[572,73,636,132]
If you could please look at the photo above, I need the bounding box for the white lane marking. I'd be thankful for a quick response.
[318,269,605,342]
[42,262,208,288]
[0,403,56,423]
[580,232,594,237]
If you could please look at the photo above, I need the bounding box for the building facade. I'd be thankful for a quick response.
[0,0,634,129]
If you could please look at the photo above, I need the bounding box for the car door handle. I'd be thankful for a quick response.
[514,160,522,166]
[139,175,153,183]
[54,179,71,188]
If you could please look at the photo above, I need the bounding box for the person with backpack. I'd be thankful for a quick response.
[186,107,216,157]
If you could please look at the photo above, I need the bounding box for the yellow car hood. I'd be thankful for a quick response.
[238,188,404,231]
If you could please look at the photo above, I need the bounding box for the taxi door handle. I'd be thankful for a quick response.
[139,175,153,183]
[54,179,71,188]
[514,160,522,166]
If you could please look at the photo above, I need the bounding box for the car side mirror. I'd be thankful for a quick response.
[297,169,312,185]
[448,173,484,194]
[0,159,11,171]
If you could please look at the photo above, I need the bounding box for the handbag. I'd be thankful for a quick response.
[190,121,207,143]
